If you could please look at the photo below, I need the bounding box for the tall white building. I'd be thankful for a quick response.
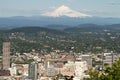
[74,61,88,80]
[61,61,88,80]
[103,53,116,67]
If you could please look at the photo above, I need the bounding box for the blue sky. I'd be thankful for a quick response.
[0,0,120,17]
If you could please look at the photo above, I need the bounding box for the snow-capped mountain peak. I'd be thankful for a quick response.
[41,5,92,18]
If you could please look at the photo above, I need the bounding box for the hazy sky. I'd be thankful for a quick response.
[0,0,120,17]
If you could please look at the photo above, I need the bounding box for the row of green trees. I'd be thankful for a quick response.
[86,58,120,80]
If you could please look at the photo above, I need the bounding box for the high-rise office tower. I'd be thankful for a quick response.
[82,55,92,68]
[2,42,10,70]
[28,62,38,80]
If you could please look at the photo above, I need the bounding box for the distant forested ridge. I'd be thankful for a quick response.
[0,24,120,54]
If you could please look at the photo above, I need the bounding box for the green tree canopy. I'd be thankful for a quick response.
[86,58,120,80]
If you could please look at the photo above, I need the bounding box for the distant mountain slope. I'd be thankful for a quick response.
[64,24,120,32]
[0,16,120,28]
[7,26,66,35]
[45,25,71,30]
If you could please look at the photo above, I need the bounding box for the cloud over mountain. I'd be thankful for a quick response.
[41,5,92,18]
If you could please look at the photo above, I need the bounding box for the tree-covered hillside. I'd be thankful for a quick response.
[0,24,120,54]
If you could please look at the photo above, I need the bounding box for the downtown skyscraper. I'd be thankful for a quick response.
[2,42,10,70]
